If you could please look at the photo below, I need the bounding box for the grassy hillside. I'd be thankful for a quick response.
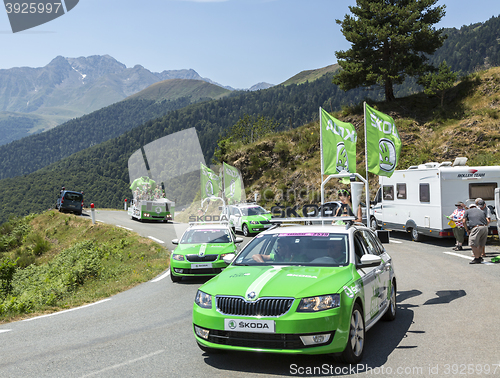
[280,64,340,86]
[126,79,230,102]
[219,68,500,209]
[0,210,168,323]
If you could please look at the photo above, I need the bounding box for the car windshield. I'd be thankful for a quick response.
[233,232,349,266]
[240,206,268,216]
[64,192,83,201]
[180,229,231,244]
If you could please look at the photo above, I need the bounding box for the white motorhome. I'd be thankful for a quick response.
[371,158,499,241]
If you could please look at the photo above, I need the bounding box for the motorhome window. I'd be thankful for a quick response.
[397,183,407,199]
[469,183,497,201]
[383,185,394,200]
[420,184,430,202]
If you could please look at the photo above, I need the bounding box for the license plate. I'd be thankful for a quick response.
[263,224,271,228]
[191,263,212,269]
[224,318,275,333]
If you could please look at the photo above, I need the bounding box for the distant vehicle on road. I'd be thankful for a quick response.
[221,203,272,236]
[56,190,84,215]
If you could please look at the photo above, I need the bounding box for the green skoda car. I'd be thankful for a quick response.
[223,204,272,237]
[170,224,243,283]
[192,222,396,363]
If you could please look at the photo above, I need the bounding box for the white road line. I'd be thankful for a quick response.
[390,240,403,244]
[0,329,12,334]
[148,236,164,244]
[80,349,165,378]
[444,252,495,264]
[151,270,170,283]
[116,225,133,231]
[23,299,112,322]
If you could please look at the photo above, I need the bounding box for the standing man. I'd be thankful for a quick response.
[463,203,489,264]
[475,198,491,257]
[449,201,466,251]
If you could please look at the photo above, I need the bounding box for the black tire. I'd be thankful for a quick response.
[370,217,378,230]
[410,228,421,242]
[340,303,365,364]
[382,279,397,321]
[170,268,181,283]
[242,224,250,237]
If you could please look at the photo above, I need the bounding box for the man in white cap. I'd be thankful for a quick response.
[463,201,489,264]
[475,198,491,257]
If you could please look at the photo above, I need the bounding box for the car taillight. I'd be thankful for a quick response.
[61,197,64,203]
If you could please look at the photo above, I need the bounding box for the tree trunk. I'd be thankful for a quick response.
[385,80,395,102]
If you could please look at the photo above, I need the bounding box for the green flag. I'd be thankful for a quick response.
[320,108,357,175]
[200,163,221,199]
[223,162,243,203]
[365,103,401,177]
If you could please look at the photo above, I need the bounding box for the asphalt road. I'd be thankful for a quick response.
[1,210,500,377]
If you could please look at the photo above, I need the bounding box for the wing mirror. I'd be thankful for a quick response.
[171,239,179,245]
[223,253,236,265]
[234,237,244,244]
[358,254,382,268]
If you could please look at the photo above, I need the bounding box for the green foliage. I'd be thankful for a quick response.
[0,258,17,299]
[334,0,446,101]
[419,61,458,107]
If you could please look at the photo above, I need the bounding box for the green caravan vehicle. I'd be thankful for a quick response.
[128,176,175,222]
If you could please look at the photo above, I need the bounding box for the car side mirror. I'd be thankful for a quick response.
[223,253,236,265]
[358,254,382,268]
[171,239,179,245]
[234,237,244,244]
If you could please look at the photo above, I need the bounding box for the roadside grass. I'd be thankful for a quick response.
[0,210,169,324]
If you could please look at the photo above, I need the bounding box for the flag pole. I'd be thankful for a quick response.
[363,102,371,226]
[320,107,324,205]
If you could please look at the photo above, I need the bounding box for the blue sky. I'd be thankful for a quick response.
[1,0,499,89]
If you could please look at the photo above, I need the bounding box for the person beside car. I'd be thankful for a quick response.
[449,201,466,251]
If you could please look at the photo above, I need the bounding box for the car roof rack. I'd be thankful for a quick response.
[270,216,356,228]
[188,221,230,226]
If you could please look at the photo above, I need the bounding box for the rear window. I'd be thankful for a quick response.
[64,192,83,201]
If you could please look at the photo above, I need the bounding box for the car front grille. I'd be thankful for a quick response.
[216,296,294,317]
[180,268,222,275]
[200,328,335,350]
[186,254,218,262]
[260,220,271,224]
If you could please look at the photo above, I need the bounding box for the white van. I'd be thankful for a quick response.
[371,158,499,241]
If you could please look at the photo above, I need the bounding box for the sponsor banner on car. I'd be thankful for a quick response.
[224,319,275,333]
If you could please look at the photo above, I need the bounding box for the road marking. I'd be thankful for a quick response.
[148,236,164,244]
[23,299,112,322]
[0,329,12,334]
[151,270,170,283]
[444,252,495,264]
[116,225,133,231]
[80,349,165,377]
[390,240,403,244]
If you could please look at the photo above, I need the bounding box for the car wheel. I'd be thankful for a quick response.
[370,217,378,230]
[383,279,397,321]
[340,303,365,364]
[410,228,421,242]
[242,224,250,237]
[170,268,181,283]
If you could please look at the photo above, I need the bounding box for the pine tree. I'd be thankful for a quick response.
[333,0,446,101]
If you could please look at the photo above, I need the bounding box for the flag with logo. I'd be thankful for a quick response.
[200,163,221,199]
[365,103,401,177]
[320,108,357,176]
[223,162,243,203]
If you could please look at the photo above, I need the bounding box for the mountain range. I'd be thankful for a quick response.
[0,54,273,146]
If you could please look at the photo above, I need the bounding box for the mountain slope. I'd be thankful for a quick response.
[0,55,228,145]
[0,78,233,180]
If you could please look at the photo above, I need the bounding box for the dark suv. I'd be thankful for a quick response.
[56,190,84,215]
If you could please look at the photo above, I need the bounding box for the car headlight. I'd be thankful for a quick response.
[195,290,212,309]
[249,221,259,225]
[172,254,185,261]
[297,294,340,312]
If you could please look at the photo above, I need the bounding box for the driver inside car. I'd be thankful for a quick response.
[252,237,308,263]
